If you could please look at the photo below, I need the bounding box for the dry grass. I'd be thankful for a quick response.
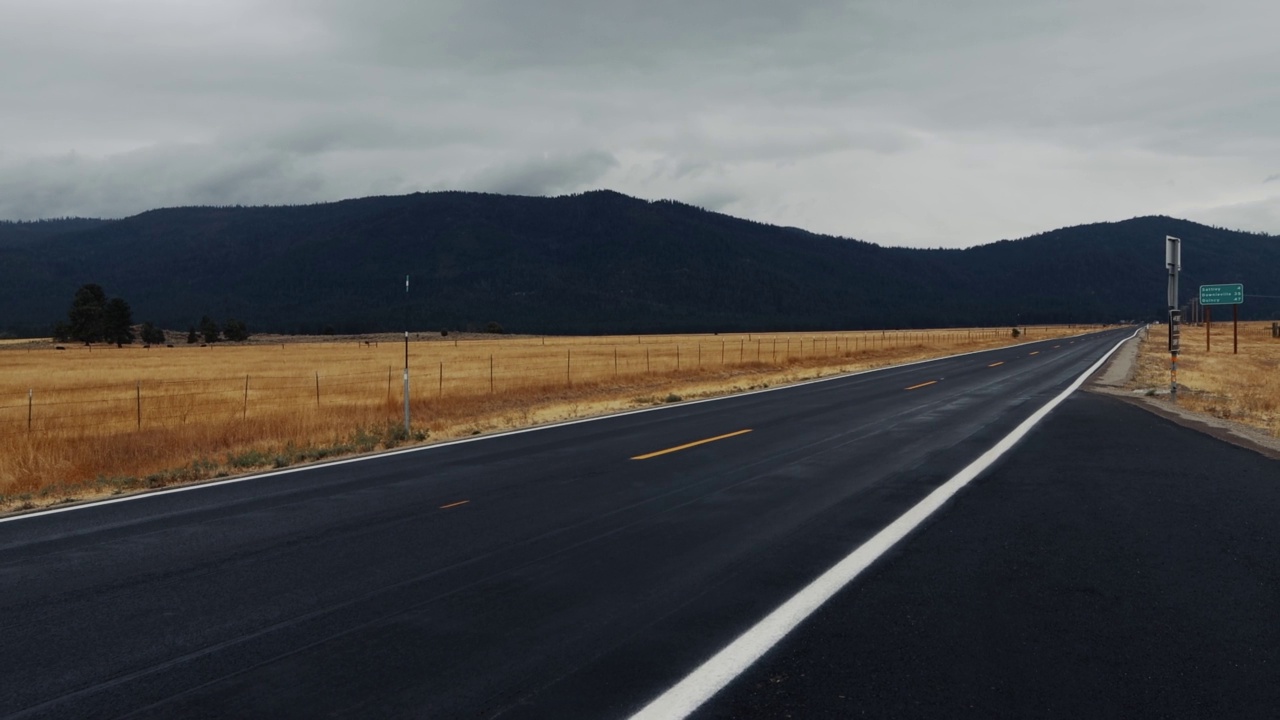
[0,325,1100,510]
[1130,320,1280,436]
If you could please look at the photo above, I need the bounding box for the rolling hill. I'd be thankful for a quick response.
[1,191,1276,337]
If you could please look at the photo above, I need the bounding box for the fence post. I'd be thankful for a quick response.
[614,348,618,376]
[439,361,444,397]
[490,354,494,393]
[567,349,572,387]
[136,381,141,429]
[646,348,650,374]
[28,389,33,433]
[244,375,249,419]
[676,345,681,371]
[315,373,320,406]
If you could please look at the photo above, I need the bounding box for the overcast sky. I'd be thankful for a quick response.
[2,0,1277,247]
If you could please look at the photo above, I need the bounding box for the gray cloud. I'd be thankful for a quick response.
[1,0,1278,245]
[466,150,619,196]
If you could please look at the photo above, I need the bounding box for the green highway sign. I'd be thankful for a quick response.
[1200,283,1244,306]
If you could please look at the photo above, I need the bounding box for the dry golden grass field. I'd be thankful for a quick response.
[0,325,1100,510]
[1130,320,1280,436]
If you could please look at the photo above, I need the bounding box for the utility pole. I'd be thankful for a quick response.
[1166,236,1181,401]
[404,274,411,434]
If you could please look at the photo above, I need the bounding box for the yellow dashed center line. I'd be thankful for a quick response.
[632,429,753,460]
[439,500,470,509]
[1029,351,1040,356]
[905,380,938,391]
[988,361,1004,368]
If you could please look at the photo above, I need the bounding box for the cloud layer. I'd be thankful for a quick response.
[2,0,1278,246]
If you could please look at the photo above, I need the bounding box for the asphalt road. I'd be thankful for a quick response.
[699,391,1280,719]
[0,328,1156,718]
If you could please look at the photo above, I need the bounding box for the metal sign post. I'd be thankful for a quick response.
[1167,236,1181,401]
[1199,283,1244,356]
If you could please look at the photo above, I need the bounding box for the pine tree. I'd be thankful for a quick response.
[66,284,107,343]
[222,318,249,342]
[103,298,135,347]
[140,321,166,345]
[199,316,220,343]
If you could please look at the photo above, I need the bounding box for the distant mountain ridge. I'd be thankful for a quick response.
[1,190,1277,337]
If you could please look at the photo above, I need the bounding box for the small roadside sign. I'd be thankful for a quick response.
[1200,283,1244,305]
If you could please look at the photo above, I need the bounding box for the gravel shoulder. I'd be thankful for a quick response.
[1088,326,1280,461]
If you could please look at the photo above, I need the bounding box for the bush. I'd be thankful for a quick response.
[227,449,270,468]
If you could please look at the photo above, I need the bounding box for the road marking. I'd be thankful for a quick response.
[988,361,1004,368]
[0,329,1111,524]
[632,429,753,460]
[1053,345,1060,348]
[904,380,937,390]
[439,500,469,509]
[1029,351,1040,356]
[627,327,1142,720]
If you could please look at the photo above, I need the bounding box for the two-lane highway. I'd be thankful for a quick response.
[1,328,1135,718]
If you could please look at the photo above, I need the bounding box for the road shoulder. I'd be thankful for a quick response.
[1088,326,1280,461]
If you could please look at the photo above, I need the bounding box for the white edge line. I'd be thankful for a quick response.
[626,326,1141,720]
[1,328,1122,524]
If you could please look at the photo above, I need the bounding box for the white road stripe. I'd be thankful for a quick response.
[628,327,1140,720]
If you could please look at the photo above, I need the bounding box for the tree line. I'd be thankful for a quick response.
[54,284,250,345]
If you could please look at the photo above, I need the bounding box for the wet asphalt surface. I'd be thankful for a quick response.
[700,392,1280,719]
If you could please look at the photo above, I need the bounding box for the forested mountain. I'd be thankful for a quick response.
[1,191,1277,337]
[0,218,109,248]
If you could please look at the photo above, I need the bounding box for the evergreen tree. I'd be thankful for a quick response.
[222,318,249,342]
[66,284,107,343]
[140,321,166,345]
[186,326,198,344]
[199,315,220,343]
[103,298,135,347]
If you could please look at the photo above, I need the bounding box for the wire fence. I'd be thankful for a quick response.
[0,328,1053,439]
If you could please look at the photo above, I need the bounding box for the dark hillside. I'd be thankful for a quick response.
[2,191,1277,336]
